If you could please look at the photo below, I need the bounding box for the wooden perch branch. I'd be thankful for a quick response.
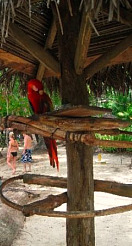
[23,174,132,198]
[23,174,67,188]
[31,201,132,218]
[1,116,66,140]
[0,114,132,148]
[4,114,130,132]
[94,180,132,198]
[32,115,131,132]
[51,105,112,117]
[31,203,132,218]
[1,175,132,218]
[22,192,67,216]
[95,129,132,136]
[84,135,132,148]
[0,175,24,212]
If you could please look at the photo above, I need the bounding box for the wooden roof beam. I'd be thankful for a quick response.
[0,49,57,77]
[0,47,132,78]
[0,49,36,75]
[9,23,61,77]
[84,47,132,68]
[74,10,92,75]
[118,6,132,26]
[36,19,57,80]
[84,32,132,80]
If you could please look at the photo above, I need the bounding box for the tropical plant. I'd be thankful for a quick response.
[0,76,30,117]
[92,90,132,152]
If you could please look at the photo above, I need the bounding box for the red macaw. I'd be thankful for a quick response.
[27,79,59,171]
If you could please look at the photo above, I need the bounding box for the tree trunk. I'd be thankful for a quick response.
[57,1,95,245]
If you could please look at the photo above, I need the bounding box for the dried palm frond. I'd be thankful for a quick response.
[19,73,31,96]
[79,0,132,36]
[0,68,16,93]
[0,0,131,43]
[0,61,131,97]
[88,62,132,96]
[54,0,63,34]
[88,16,100,36]
[43,77,60,95]
[79,0,132,19]
[0,0,32,44]
[0,68,31,96]
[67,0,73,16]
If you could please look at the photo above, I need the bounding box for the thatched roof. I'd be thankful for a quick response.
[0,0,132,95]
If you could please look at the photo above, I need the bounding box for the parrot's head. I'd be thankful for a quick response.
[27,79,44,95]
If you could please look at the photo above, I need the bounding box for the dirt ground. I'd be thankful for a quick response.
[0,143,132,246]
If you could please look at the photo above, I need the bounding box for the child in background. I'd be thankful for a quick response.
[7,132,19,175]
[21,133,33,173]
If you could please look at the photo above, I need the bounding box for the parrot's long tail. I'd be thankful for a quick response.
[44,137,59,171]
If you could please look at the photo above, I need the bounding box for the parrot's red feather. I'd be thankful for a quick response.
[27,79,59,171]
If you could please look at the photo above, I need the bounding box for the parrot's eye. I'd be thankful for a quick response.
[32,85,39,92]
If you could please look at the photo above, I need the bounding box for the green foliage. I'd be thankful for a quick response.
[96,130,132,153]
[100,90,132,121]
[0,131,6,149]
[0,77,30,117]
[0,75,62,119]
[50,91,62,109]
[91,90,132,152]
[0,74,131,153]
[44,86,62,109]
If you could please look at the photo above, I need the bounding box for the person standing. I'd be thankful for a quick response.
[7,132,19,175]
[21,133,33,173]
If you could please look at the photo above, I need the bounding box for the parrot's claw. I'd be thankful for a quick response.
[28,114,39,121]
[50,160,55,168]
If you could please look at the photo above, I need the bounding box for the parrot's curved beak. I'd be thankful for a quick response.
[39,90,44,95]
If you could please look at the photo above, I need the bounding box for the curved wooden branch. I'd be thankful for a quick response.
[32,203,132,218]
[22,192,67,216]
[23,174,132,198]
[0,175,132,218]
[94,180,132,198]
[23,174,67,188]
[0,175,24,211]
